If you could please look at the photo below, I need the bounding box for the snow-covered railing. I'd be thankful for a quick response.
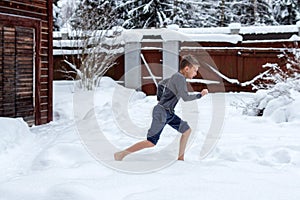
[186,79,220,85]
[53,24,300,52]
[177,24,300,36]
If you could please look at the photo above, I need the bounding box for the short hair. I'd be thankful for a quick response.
[179,54,200,70]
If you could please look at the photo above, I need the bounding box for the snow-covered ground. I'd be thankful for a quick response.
[1,77,300,200]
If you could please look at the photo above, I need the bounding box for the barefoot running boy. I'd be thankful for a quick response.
[114,54,208,161]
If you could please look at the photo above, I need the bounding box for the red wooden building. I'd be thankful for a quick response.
[0,0,53,125]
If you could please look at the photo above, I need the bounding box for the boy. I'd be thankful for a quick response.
[114,54,208,161]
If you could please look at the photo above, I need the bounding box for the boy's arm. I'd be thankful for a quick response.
[176,76,202,101]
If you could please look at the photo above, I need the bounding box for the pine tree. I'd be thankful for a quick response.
[53,0,60,31]
[255,0,279,25]
[117,0,175,28]
[218,0,226,27]
[216,0,235,27]
[70,0,121,30]
[271,0,300,25]
[56,0,299,30]
[171,0,193,27]
[231,0,277,26]
[186,0,220,27]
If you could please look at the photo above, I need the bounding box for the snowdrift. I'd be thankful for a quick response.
[0,77,299,200]
[0,117,33,153]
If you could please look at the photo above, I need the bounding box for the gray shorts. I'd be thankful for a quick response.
[147,105,190,145]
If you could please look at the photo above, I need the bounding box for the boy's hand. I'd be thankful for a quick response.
[201,89,208,96]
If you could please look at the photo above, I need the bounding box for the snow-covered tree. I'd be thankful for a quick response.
[271,0,300,25]
[70,0,122,30]
[53,0,61,31]
[54,0,300,29]
[61,0,283,30]
[231,0,278,26]
[116,0,221,28]
[53,0,80,30]
[186,0,220,27]
[117,0,176,28]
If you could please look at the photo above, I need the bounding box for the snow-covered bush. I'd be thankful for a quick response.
[60,0,124,91]
[62,27,124,91]
[242,43,300,122]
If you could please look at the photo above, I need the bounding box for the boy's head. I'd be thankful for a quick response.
[179,54,199,79]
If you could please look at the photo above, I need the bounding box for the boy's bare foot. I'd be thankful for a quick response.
[114,151,126,161]
[178,156,184,161]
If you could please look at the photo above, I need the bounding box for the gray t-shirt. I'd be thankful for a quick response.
[157,72,201,112]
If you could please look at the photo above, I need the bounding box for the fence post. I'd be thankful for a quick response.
[229,23,241,35]
[124,31,143,90]
[162,41,179,79]
[60,27,68,40]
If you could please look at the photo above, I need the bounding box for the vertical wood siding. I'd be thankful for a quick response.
[0,0,53,125]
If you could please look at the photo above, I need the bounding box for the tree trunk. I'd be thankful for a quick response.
[219,0,225,27]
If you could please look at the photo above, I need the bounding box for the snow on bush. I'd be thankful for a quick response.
[242,44,300,122]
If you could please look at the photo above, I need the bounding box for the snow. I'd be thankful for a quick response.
[239,25,299,34]
[53,23,300,54]
[167,24,180,31]
[178,24,299,35]
[181,34,243,44]
[123,30,143,42]
[289,34,300,41]
[1,77,300,200]
[186,78,220,85]
[228,23,242,30]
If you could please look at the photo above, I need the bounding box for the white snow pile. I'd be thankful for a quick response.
[248,82,300,123]
[241,55,300,123]
[0,76,300,200]
[0,117,33,152]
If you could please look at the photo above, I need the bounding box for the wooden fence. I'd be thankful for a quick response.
[53,28,299,95]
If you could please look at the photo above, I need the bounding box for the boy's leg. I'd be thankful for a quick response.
[178,128,191,161]
[114,140,155,161]
[166,114,191,161]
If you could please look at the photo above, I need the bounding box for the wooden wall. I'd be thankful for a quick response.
[0,0,53,125]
